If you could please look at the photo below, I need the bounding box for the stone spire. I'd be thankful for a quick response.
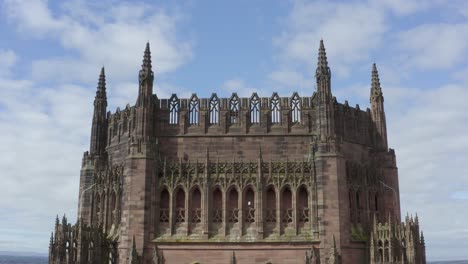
[370,63,383,102]
[315,39,334,140]
[370,63,387,150]
[137,42,154,107]
[90,67,108,155]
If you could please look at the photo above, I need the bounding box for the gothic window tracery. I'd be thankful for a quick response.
[175,188,186,223]
[270,93,281,124]
[191,187,202,223]
[265,186,276,223]
[244,187,255,223]
[160,188,170,223]
[291,93,301,123]
[169,94,179,124]
[189,94,199,125]
[227,188,239,223]
[281,187,293,223]
[250,93,260,124]
[229,93,240,124]
[209,94,220,124]
[297,186,309,222]
[212,188,222,223]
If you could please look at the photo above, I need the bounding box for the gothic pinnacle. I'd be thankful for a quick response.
[142,42,152,71]
[370,63,383,102]
[316,39,330,76]
[96,67,106,99]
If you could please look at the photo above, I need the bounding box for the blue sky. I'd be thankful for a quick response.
[0,0,468,261]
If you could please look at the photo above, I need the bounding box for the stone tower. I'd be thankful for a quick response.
[49,41,426,264]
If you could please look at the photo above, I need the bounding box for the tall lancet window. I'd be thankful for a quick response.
[270,93,281,124]
[291,92,301,123]
[250,93,260,124]
[209,93,219,124]
[169,94,179,124]
[189,94,199,125]
[229,93,240,124]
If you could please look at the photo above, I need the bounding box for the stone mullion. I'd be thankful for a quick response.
[222,188,227,236]
[310,185,316,235]
[255,184,263,239]
[202,185,209,239]
[239,188,244,236]
[185,188,189,236]
[292,189,298,235]
[169,190,174,236]
[276,185,281,235]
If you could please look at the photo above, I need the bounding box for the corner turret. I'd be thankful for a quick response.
[135,43,155,138]
[315,40,335,140]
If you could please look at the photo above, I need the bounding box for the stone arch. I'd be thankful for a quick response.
[212,186,223,223]
[190,186,202,223]
[159,187,170,223]
[243,185,255,223]
[297,185,309,222]
[173,186,186,223]
[281,185,293,223]
[265,185,277,223]
[226,185,239,223]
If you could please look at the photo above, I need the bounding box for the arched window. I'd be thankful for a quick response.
[209,93,219,124]
[244,187,255,223]
[175,188,185,223]
[227,187,239,223]
[281,187,293,223]
[212,188,222,223]
[291,92,301,123]
[297,186,309,222]
[189,94,199,125]
[160,188,170,223]
[191,187,202,223]
[265,186,276,223]
[169,94,179,124]
[250,93,260,124]
[270,93,281,124]
[229,93,240,124]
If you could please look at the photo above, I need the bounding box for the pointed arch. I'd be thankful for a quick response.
[265,185,276,223]
[281,186,293,223]
[159,188,170,223]
[297,185,309,222]
[243,185,255,223]
[190,186,202,223]
[291,92,301,123]
[250,93,260,124]
[189,94,199,125]
[270,92,281,124]
[229,93,240,124]
[174,187,186,223]
[209,93,220,124]
[169,94,179,124]
[212,187,223,223]
[227,186,239,223]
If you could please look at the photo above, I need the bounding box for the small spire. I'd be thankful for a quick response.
[95,67,107,99]
[50,232,54,244]
[370,63,383,102]
[316,39,330,76]
[139,42,154,86]
[142,42,152,71]
[420,231,425,244]
[55,215,59,227]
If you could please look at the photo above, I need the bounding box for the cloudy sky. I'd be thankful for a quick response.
[0,0,467,260]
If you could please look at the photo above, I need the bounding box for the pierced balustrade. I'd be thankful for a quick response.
[175,208,185,223]
[299,208,309,222]
[159,208,169,223]
[228,209,239,223]
[282,209,293,223]
[265,209,276,223]
[212,209,222,223]
[245,208,255,223]
[191,208,202,223]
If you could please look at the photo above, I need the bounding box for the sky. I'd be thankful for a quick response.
[0,0,467,261]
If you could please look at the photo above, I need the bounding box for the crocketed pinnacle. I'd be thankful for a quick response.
[316,39,330,76]
[142,42,152,71]
[370,63,383,102]
[96,67,106,99]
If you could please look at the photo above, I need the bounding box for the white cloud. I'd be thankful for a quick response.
[397,23,468,70]
[4,0,193,83]
[0,49,18,77]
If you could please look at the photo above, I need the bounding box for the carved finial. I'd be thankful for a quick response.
[415,213,419,224]
[96,67,106,99]
[420,231,425,245]
[55,215,59,227]
[316,39,330,77]
[139,42,154,85]
[370,63,383,102]
[62,214,67,226]
[50,232,54,245]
